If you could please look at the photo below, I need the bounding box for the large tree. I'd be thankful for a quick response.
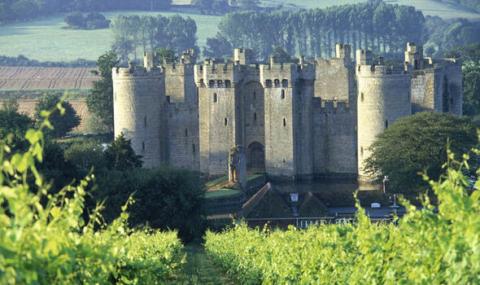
[364,112,477,194]
[104,134,143,171]
[0,100,33,150]
[35,94,80,138]
[87,51,118,133]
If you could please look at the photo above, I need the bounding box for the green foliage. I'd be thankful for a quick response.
[104,134,143,170]
[0,104,184,284]
[94,167,206,242]
[155,47,176,64]
[64,138,107,172]
[206,150,480,284]
[211,1,425,59]
[0,99,33,150]
[34,94,80,138]
[87,51,118,132]
[364,112,477,194]
[64,12,110,30]
[111,15,198,62]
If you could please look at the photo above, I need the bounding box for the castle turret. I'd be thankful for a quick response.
[405,42,424,70]
[356,50,412,188]
[233,48,254,65]
[112,66,166,168]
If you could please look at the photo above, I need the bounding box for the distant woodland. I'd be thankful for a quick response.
[0,0,172,23]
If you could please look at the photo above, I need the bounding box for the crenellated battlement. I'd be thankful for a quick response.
[112,66,163,79]
[315,99,351,114]
[356,64,410,77]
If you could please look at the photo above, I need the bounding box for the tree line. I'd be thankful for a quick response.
[205,0,425,60]
[111,15,198,63]
[0,0,172,24]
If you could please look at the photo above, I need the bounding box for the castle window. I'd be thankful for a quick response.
[254,113,257,123]
[209,80,215,88]
[192,144,196,154]
[166,96,171,103]
[144,116,147,128]
[224,118,228,126]
[360,147,364,157]
[217,80,223,87]
[225,80,231,88]
[281,90,285,99]
[185,128,188,137]
[274,79,280,88]
[213,93,218,103]
[282,79,288,87]
[266,80,272,88]
[360,92,364,102]
[253,91,256,101]
[142,141,145,152]
[283,118,287,127]
[199,79,205,87]
[385,120,389,129]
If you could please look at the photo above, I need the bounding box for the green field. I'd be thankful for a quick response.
[0,1,477,62]
[0,11,221,62]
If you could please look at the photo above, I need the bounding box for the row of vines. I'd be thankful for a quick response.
[0,106,184,284]
[206,153,480,284]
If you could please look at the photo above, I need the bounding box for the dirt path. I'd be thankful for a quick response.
[173,245,236,285]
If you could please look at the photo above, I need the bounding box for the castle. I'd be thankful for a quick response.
[112,43,463,186]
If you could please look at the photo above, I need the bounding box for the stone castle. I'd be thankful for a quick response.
[112,43,463,186]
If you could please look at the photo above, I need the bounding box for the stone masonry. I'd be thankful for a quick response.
[113,43,463,184]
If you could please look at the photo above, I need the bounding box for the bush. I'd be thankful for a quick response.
[94,167,206,242]
[64,12,110,30]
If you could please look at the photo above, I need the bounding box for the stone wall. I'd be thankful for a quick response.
[314,58,355,102]
[166,102,200,170]
[313,100,357,176]
[112,68,165,168]
[357,65,412,184]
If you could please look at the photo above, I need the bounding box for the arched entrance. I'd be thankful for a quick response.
[247,142,265,173]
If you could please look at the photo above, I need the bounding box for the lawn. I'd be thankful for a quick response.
[0,11,221,62]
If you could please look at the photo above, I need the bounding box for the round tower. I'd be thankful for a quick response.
[356,62,412,189]
[112,65,165,168]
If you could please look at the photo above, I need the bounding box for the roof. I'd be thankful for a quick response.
[171,0,195,6]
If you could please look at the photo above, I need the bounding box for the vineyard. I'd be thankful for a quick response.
[0,66,99,91]
[0,108,184,284]
[2,105,480,284]
[206,155,480,284]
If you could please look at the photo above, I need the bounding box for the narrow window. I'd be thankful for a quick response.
[253,91,256,101]
[192,144,196,154]
[225,80,231,88]
[185,128,188,137]
[266,80,272,88]
[144,116,147,128]
[224,118,228,126]
[385,120,389,129]
[209,80,215,88]
[274,79,280,87]
[281,90,285,99]
[142,141,145,152]
[217,80,223,87]
[283,118,287,127]
[360,147,364,157]
[360,92,364,102]
[199,79,205,87]
[282,79,288,87]
[253,112,257,123]
[213,93,218,103]
[166,96,171,103]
